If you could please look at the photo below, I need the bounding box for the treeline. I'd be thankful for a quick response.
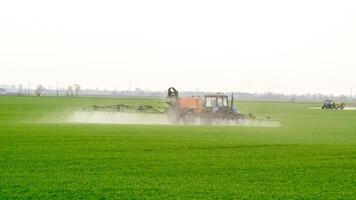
[0,84,353,102]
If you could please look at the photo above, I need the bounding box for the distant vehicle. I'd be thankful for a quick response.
[322,100,345,110]
[0,88,5,95]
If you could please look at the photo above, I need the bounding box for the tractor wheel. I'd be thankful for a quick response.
[167,106,180,124]
[182,112,196,125]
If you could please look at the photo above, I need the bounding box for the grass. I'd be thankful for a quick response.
[0,96,355,199]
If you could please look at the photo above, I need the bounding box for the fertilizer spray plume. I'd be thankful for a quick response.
[66,110,279,127]
[68,111,168,125]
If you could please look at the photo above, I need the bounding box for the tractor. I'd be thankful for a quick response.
[166,87,247,125]
[321,100,345,110]
[89,87,273,125]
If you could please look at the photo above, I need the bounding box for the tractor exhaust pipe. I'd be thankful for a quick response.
[231,93,234,110]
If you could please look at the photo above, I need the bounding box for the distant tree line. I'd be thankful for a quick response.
[0,84,354,102]
[1,84,81,97]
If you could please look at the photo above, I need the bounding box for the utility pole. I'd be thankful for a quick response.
[48,85,51,96]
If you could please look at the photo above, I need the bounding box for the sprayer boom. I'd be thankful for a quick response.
[85,87,277,125]
[88,104,167,114]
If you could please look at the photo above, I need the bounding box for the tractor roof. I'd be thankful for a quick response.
[205,93,227,97]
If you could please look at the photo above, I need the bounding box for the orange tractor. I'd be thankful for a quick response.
[166,87,249,124]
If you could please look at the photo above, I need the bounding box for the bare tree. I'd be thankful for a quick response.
[35,85,45,96]
[74,84,80,97]
[67,86,73,97]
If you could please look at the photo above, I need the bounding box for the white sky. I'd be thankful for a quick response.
[1,0,356,95]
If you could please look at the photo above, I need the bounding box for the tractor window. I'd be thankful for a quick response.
[223,97,228,106]
[217,97,228,107]
[217,98,223,107]
[205,97,216,107]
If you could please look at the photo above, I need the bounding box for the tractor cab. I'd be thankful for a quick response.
[321,100,345,110]
[322,100,335,109]
[204,94,230,112]
[204,95,228,107]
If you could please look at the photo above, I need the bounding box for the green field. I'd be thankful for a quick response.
[0,96,355,199]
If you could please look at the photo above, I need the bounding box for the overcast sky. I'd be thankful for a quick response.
[1,0,356,95]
